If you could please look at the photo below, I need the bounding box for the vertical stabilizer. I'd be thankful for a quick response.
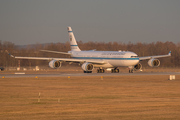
[67,27,81,51]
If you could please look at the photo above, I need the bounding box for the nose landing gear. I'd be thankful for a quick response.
[129,69,133,73]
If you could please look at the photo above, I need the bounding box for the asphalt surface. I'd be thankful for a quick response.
[1,72,180,78]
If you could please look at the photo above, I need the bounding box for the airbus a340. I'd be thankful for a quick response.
[7,27,171,73]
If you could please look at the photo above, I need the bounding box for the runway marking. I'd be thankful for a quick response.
[14,72,25,74]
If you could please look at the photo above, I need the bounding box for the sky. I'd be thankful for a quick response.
[0,0,180,45]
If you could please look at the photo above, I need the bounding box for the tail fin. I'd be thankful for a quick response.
[67,27,81,51]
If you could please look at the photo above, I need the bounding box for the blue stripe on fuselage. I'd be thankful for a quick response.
[71,45,78,46]
[72,57,139,60]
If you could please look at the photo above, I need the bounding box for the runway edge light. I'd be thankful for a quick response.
[169,75,175,80]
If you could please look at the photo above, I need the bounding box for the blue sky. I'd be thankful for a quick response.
[0,0,180,45]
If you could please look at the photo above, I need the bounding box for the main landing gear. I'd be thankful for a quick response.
[97,69,105,73]
[97,68,119,73]
[111,68,119,73]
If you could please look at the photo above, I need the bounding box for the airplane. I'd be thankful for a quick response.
[6,27,171,73]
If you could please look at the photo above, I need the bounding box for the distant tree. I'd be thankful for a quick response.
[1,40,179,67]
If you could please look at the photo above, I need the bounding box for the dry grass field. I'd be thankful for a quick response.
[0,75,180,120]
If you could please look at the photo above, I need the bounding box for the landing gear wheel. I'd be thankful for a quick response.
[97,69,105,73]
[84,71,92,73]
[116,69,119,73]
[129,69,133,73]
[111,69,119,73]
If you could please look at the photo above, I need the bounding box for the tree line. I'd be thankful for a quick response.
[0,40,180,68]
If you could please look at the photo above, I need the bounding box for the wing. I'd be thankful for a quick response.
[5,50,106,64]
[40,50,72,55]
[139,51,171,61]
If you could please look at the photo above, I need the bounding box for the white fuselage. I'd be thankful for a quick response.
[69,51,139,68]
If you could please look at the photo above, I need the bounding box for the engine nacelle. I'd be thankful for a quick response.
[148,58,160,67]
[134,63,142,70]
[81,62,94,71]
[49,60,61,69]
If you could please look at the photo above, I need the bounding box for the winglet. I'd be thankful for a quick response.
[168,51,171,56]
[5,50,14,57]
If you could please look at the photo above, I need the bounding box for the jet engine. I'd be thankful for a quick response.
[81,62,94,71]
[134,63,142,70]
[49,60,61,69]
[148,58,160,67]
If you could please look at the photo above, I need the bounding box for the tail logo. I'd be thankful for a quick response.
[70,35,72,41]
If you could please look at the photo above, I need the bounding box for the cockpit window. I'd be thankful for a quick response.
[131,56,138,58]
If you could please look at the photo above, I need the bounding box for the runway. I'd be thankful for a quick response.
[1,72,180,78]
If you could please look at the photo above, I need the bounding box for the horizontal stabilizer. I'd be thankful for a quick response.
[5,50,14,57]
